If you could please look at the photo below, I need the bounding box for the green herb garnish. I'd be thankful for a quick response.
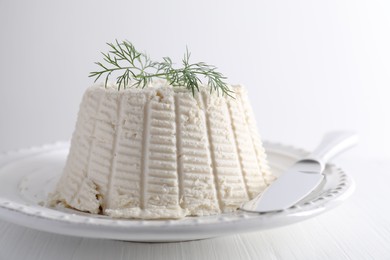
[89,40,233,97]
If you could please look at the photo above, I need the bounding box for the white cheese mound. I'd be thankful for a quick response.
[49,82,273,219]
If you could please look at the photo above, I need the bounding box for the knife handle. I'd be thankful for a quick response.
[303,131,359,171]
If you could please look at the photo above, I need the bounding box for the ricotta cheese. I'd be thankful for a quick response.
[49,82,274,219]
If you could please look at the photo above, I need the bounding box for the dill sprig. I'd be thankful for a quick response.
[89,40,158,90]
[89,40,233,97]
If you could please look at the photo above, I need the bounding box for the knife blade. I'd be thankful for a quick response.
[240,131,359,213]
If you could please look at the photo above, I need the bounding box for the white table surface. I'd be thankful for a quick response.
[0,156,389,260]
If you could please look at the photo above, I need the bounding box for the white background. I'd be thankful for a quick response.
[1,1,390,259]
[1,1,389,156]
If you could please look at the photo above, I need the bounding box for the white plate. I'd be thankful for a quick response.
[0,142,354,242]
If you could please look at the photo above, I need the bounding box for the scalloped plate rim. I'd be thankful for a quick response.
[0,141,355,242]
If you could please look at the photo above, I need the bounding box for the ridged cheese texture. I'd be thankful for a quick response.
[49,82,274,219]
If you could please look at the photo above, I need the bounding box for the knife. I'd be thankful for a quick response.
[240,131,359,213]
